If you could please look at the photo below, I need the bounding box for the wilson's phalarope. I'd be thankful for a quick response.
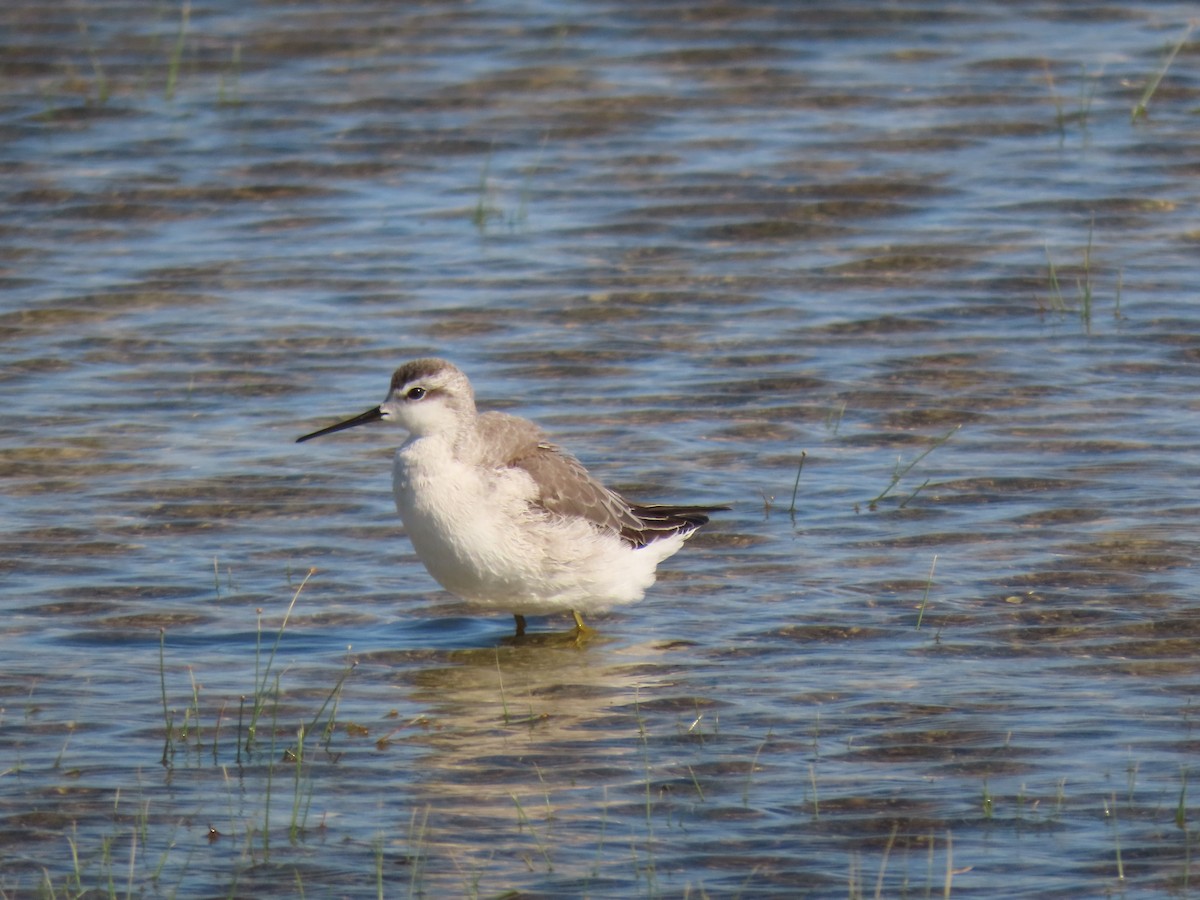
[297,358,723,636]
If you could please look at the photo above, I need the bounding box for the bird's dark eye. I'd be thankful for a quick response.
[406,386,427,400]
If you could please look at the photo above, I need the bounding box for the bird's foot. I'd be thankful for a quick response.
[504,611,594,646]
[571,610,595,645]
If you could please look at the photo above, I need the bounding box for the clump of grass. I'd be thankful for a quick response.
[511,792,554,872]
[48,566,374,896]
[246,569,315,753]
[471,143,542,232]
[294,652,357,756]
[1041,219,1118,333]
[1044,244,1068,314]
[867,425,959,511]
[1131,20,1196,122]
[471,152,499,230]
[162,568,336,769]
[1043,62,1101,140]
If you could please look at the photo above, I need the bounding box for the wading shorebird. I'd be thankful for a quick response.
[297,358,724,636]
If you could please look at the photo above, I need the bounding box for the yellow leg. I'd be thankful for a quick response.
[571,611,596,643]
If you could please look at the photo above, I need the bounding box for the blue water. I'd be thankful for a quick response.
[2,1,1199,895]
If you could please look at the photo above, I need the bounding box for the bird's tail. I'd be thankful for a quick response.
[622,504,728,547]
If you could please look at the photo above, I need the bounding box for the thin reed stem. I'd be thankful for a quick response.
[1132,21,1196,122]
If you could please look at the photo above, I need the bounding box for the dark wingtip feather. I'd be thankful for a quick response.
[621,504,727,548]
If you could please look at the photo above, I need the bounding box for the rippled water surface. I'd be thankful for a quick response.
[3,1,1200,895]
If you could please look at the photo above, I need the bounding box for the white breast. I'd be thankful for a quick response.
[390,434,669,615]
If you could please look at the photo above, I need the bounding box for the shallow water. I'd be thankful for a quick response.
[2,0,1200,895]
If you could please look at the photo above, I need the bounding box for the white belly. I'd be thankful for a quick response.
[391,438,672,615]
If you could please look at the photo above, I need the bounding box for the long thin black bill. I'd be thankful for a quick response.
[296,406,385,443]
